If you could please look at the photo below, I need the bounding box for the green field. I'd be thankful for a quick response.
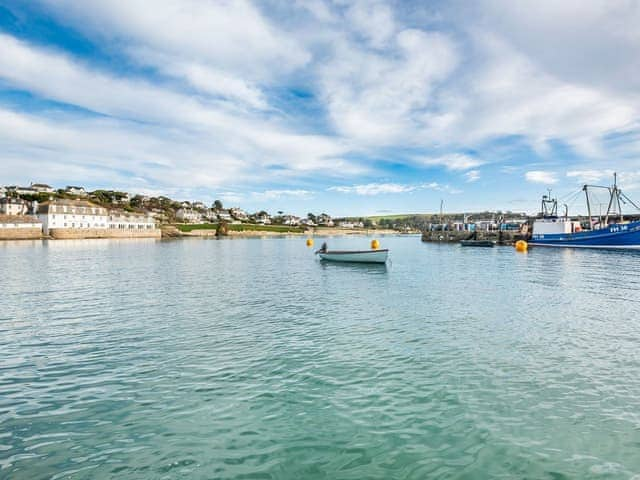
[175,223,305,233]
[367,213,432,221]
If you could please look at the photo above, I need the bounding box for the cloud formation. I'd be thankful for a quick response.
[525,171,558,185]
[0,0,639,213]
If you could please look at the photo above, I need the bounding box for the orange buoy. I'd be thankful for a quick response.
[371,239,380,250]
[306,238,314,247]
[515,240,528,252]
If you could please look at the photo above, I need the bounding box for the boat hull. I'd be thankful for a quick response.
[530,221,640,249]
[318,249,389,263]
[460,240,495,247]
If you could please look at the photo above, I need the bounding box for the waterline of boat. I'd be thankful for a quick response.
[317,249,389,263]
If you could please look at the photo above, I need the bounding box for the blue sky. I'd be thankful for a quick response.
[1,1,639,216]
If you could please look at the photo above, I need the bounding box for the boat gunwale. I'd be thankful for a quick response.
[316,249,389,255]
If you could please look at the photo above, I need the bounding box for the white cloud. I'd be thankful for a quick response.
[465,170,481,182]
[420,153,484,171]
[3,0,640,205]
[37,0,310,79]
[138,55,269,109]
[566,170,613,184]
[525,171,558,184]
[0,34,357,189]
[216,192,245,204]
[346,0,396,48]
[475,0,640,95]
[328,183,418,195]
[327,181,460,195]
[566,170,640,191]
[318,28,458,144]
[251,189,314,200]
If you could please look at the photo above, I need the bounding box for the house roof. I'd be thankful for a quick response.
[39,199,99,207]
[38,199,104,213]
[109,209,151,218]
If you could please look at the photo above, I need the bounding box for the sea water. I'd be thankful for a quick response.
[1,236,640,479]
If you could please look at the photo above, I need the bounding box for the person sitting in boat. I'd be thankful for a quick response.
[319,242,327,253]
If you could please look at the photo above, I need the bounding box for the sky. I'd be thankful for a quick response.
[0,0,639,216]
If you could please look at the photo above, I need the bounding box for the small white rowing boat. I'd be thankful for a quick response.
[317,249,389,264]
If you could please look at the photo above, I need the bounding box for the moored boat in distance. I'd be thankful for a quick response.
[460,239,495,247]
[315,242,389,263]
[530,173,640,249]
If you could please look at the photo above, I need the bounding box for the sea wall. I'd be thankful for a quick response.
[49,228,161,239]
[0,227,43,240]
[421,230,530,245]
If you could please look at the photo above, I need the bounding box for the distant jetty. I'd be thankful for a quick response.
[421,229,530,245]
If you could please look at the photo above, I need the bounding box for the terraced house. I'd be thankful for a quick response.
[37,199,108,234]
[37,199,160,238]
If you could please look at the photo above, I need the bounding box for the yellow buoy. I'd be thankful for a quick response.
[515,240,528,252]
[306,238,314,247]
[371,239,380,250]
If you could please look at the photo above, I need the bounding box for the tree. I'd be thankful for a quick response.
[213,199,223,211]
[307,212,317,223]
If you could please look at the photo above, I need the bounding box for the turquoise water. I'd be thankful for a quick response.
[2,236,640,479]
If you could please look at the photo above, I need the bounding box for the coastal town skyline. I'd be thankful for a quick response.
[2,1,640,216]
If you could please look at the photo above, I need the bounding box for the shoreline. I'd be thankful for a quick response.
[0,227,409,241]
[175,226,402,238]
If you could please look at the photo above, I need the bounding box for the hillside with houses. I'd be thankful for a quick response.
[1,182,533,240]
[0,182,385,239]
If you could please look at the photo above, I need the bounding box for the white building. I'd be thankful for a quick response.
[255,214,271,224]
[229,208,248,221]
[7,185,37,196]
[176,207,202,223]
[300,218,316,227]
[338,221,364,229]
[317,214,334,227]
[108,210,157,231]
[65,185,87,196]
[217,211,232,222]
[283,215,301,226]
[0,198,28,215]
[37,199,109,234]
[37,199,157,234]
[0,187,6,198]
[31,183,54,193]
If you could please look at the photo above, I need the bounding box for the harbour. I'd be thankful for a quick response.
[2,1,640,478]
[2,236,640,478]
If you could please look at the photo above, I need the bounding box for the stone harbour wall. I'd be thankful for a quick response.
[421,230,530,245]
[0,227,44,240]
[49,228,162,239]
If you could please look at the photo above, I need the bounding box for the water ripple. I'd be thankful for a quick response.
[1,238,640,478]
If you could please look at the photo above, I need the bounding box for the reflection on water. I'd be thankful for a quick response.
[318,259,388,274]
[1,236,640,479]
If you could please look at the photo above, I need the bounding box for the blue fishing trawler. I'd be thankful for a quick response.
[530,174,640,249]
